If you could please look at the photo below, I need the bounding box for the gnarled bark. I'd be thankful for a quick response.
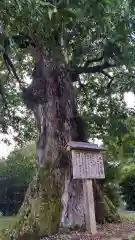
[1,51,119,240]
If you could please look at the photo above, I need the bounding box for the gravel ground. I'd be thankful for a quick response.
[41,220,135,240]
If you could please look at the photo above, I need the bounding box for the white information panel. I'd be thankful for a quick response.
[71,150,105,179]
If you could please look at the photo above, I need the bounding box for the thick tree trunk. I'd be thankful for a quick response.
[1,52,119,240]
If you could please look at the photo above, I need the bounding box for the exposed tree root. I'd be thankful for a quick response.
[0,171,120,240]
[1,166,61,240]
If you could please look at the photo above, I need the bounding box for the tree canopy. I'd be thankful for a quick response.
[0,0,135,152]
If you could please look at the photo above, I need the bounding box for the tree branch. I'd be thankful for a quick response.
[78,78,89,101]
[107,77,115,88]
[0,84,7,108]
[76,62,117,74]
[3,52,23,90]
[84,56,103,68]
[101,70,114,88]
[101,70,113,80]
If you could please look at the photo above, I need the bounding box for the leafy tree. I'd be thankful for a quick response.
[120,164,135,210]
[1,143,36,183]
[0,143,36,216]
[0,0,135,239]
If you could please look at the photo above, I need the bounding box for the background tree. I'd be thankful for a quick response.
[0,143,36,216]
[120,164,135,210]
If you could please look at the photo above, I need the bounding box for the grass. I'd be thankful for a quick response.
[0,216,17,232]
[120,211,135,220]
[0,211,134,236]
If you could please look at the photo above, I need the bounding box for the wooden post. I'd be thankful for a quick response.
[83,179,97,234]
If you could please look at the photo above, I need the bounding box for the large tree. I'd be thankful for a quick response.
[0,0,135,239]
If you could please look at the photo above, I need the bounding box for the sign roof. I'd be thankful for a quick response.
[68,141,105,151]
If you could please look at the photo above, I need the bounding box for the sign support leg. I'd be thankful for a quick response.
[83,179,97,235]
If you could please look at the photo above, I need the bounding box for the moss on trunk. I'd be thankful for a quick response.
[1,166,61,240]
[0,170,120,240]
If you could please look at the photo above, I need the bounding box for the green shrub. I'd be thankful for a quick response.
[102,160,121,207]
[120,164,135,210]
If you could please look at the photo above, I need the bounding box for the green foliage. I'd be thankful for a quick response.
[102,160,121,207]
[0,143,36,184]
[0,0,134,149]
[0,3,135,214]
[120,164,135,210]
[0,143,36,215]
[0,0,134,215]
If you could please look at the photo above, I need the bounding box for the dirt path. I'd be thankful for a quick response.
[41,220,135,239]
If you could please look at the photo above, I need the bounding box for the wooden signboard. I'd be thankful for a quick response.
[71,150,105,179]
[68,141,105,235]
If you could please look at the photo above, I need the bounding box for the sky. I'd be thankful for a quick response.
[0,92,134,158]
